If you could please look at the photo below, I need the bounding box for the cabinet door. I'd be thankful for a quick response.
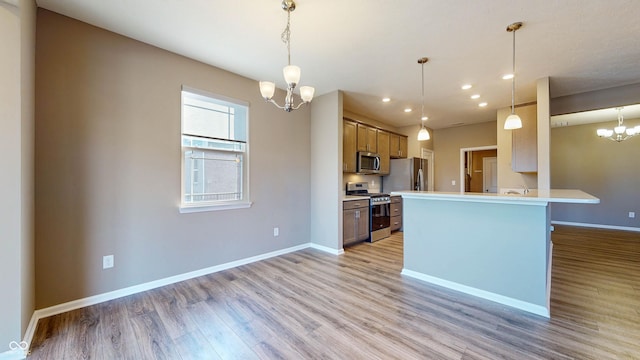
[389,133,400,158]
[343,208,357,246]
[377,131,390,175]
[356,124,369,152]
[356,206,370,241]
[356,124,377,153]
[367,127,377,153]
[399,135,408,158]
[343,121,357,172]
[391,215,402,232]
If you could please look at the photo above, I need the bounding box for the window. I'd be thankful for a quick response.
[180,87,250,212]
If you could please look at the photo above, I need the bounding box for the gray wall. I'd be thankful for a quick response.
[550,120,640,228]
[35,10,311,308]
[550,84,640,229]
[432,121,497,191]
[310,91,343,250]
[0,0,35,347]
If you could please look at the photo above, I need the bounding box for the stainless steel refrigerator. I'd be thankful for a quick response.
[383,158,427,192]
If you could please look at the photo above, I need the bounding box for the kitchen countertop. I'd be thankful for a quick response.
[343,195,370,201]
[391,189,599,205]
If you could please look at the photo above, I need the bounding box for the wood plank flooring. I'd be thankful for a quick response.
[28,225,640,359]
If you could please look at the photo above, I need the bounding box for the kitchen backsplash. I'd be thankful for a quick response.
[343,174,382,193]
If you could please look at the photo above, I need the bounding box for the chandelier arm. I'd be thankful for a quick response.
[266,98,287,111]
[290,101,308,111]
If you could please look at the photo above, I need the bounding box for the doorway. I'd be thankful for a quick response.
[420,148,434,191]
[482,157,498,193]
[459,145,498,193]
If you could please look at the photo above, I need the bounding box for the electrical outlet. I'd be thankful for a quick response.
[629,212,636,219]
[451,180,456,186]
[103,255,114,269]
[273,227,279,237]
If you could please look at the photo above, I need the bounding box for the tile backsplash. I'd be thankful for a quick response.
[343,174,383,193]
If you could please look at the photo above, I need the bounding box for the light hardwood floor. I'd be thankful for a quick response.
[28,226,640,359]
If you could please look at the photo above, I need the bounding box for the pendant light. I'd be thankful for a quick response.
[504,22,523,130]
[259,0,314,112]
[417,57,430,141]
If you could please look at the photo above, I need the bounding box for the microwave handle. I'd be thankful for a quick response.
[374,156,380,171]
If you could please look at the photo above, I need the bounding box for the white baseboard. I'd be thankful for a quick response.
[401,269,550,318]
[552,221,640,233]
[309,243,344,255]
[23,242,319,346]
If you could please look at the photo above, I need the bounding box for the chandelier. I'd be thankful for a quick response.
[259,0,314,112]
[504,22,523,130]
[417,57,430,141]
[596,107,640,142]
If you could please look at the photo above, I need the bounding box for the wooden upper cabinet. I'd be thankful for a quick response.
[357,124,377,153]
[377,130,390,175]
[343,120,357,173]
[512,110,537,173]
[389,133,408,158]
[399,135,408,158]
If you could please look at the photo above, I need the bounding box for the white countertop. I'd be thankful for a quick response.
[391,189,600,205]
[343,195,370,201]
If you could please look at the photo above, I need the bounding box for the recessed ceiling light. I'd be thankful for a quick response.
[404,108,412,113]
[478,102,488,107]
[502,74,514,80]
[461,84,472,90]
[382,97,391,103]
[470,94,480,99]
[421,116,428,121]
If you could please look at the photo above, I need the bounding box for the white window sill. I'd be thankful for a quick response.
[179,201,252,213]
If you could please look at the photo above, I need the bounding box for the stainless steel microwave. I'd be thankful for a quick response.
[357,152,381,174]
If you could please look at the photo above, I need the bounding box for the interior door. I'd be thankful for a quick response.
[483,157,498,193]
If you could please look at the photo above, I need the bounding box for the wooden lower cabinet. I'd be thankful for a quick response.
[343,200,370,246]
[390,196,402,231]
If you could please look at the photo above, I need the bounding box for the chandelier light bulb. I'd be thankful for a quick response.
[283,65,301,87]
[299,86,315,102]
[259,81,276,100]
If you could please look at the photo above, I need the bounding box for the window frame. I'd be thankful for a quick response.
[179,86,251,213]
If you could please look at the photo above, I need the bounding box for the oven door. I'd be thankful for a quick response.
[370,202,390,232]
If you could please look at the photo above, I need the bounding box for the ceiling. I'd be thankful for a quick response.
[35,0,640,130]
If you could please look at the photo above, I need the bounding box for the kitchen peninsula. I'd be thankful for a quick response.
[393,189,599,318]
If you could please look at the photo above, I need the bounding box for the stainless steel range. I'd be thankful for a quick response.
[346,182,391,242]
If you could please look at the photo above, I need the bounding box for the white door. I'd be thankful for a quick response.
[483,157,498,193]
[420,148,434,191]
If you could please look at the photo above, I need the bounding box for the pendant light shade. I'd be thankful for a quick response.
[417,57,430,141]
[504,113,522,130]
[504,22,523,130]
[417,127,430,141]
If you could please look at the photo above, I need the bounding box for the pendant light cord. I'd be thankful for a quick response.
[421,61,425,126]
[511,28,516,114]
